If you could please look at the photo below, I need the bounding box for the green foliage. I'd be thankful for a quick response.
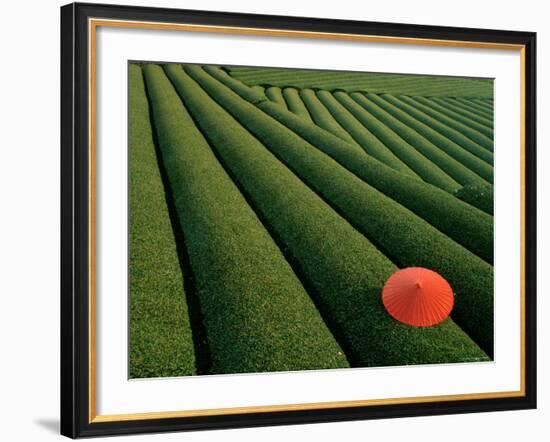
[282,87,314,122]
[331,91,460,192]
[366,93,493,182]
[128,64,196,378]
[437,97,494,127]
[145,64,348,374]
[455,184,494,215]
[414,97,494,140]
[226,66,494,98]
[455,98,494,119]
[204,66,493,264]
[381,94,493,165]
[299,88,359,145]
[130,62,496,374]
[468,98,494,113]
[190,65,494,357]
[178,64,489,366]
[251,85,266,96]
[401,96,493,151]
[315,90,418,176]
[265,86,287,108]
[350,92,489,188]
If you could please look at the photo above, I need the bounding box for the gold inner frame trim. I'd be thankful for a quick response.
[88,17,527,424]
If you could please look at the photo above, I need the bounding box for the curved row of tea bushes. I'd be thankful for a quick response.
[202,66,493,264]
[349,93,489,188]
[299,88,359,145]
[265,86,287,109]
[228,69,478,88]
[439,97,493,123]
[437,97,494,128]
[282,87,314,123]
[264,101,495,264]
[315,90,418,176]
[380,94,493,165]
[174,64,489,366]
[205,67,268,105]
[469,98,494,113]
[189,65,494,357]
[455,98,494,119]
[226,67,493,98]
[454,184,494,216]
[401,96,493,151]
[328,91,460,192]
[251,85,266,96]
[235,71,372,83]
[235,73,413,89]
[367,93,493,182]
[145,64,349,375]
[430,97,493,131]
[229,77,493,99]
[416,97,494,139]
[129,64,197,379]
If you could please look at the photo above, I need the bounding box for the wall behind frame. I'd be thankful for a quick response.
[0,0,545,441]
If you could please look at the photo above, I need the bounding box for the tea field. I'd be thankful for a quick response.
[129,63,494,378]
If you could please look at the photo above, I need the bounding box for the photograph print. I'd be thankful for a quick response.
[129,62,494,379]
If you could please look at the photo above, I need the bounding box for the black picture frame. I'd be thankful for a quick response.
[61,2,537,438]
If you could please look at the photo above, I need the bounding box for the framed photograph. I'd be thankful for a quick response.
[60,2,537,438]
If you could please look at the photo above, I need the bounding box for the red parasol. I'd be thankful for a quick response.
[382,267,454,327]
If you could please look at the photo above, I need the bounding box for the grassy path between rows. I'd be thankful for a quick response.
[145,64,349,375]
[173,64,489,366]
[129,64,197,378]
